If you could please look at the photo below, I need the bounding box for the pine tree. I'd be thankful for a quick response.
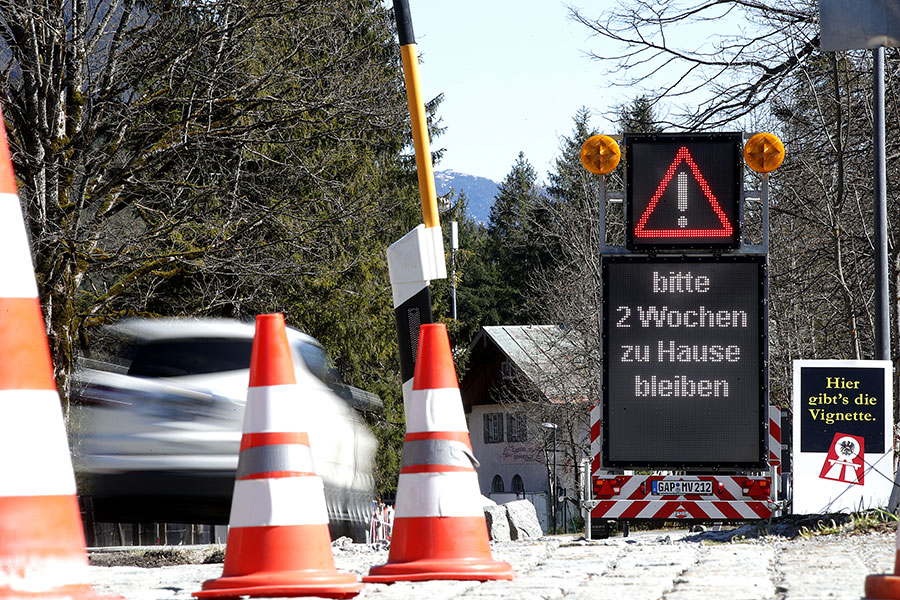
[618,95,663,134]
[546,107,601,203]
[481,152,545,325]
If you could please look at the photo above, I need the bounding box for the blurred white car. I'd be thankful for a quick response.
[68,318,378,541]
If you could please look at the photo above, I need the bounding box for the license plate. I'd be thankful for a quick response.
[651,479,712,495]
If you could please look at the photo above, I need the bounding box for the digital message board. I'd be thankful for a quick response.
[602,255,767,468]
[626,133,743,250]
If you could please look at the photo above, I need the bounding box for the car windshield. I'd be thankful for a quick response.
[295,342,341,385]
[127,339,252,377]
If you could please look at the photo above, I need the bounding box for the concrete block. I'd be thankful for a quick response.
[504,499,543,539]
[484,505,511,541]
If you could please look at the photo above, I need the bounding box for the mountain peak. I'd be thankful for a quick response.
[434,170,498,224]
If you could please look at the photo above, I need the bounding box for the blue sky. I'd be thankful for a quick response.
[405,1,623,184]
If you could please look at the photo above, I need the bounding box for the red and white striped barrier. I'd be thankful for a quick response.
[370,502,395,543]
[591,474,774,520]
[594,499,771,520]
[768,404,783,477]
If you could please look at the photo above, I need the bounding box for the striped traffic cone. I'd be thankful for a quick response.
[865,524,900,599]
[194,313,362,599]
[0,107,118,599]
[364,323,515,582]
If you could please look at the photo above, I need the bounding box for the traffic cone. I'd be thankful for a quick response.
[364,323,515,582]
[0,107,119,599]
[864,524,900,599]
[194,313,362,599]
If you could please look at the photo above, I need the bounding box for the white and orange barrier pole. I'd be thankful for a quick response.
[365,324,514,582]
[195,314,361,599]
[388,0,447,411]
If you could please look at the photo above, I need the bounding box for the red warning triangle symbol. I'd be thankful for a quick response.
[634,146,733,238]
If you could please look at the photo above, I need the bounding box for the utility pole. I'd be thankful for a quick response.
[451,220,458,320]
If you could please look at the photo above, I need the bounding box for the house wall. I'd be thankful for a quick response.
[467,404,559,497]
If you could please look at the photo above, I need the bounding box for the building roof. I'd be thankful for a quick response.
[461,325,595,409]
[477,325,572,387]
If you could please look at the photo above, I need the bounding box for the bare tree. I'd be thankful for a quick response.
[569,0,820,129]
[0,0,410,401]
[478,111,617,523]
[766,51,900,413]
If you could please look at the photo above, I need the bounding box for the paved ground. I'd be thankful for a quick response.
[86,528,899,600]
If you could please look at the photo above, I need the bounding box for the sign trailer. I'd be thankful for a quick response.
[583,132,787,533]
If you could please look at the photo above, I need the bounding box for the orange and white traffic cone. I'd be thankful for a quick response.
[0,107,119,599]
[364,323,515,582]
[195,313,362,599]
[865,524,900,599]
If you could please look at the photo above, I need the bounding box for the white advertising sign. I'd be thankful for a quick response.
[792,360,893,514]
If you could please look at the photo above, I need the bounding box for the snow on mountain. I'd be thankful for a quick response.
[434,170,498,224]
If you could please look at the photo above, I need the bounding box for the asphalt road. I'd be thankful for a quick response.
[85,527,898,600]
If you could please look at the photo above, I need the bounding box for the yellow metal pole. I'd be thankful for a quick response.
[389,0,442,401]
[394,1,439,229]
[400,45,439,228]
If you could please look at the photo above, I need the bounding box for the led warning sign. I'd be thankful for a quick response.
[626,133,743,250]
[602,255,767,468]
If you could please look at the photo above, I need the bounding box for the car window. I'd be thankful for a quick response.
[294,341,341,385]
[128,339,253,377]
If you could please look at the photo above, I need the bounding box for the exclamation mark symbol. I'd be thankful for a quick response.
[677,172,688,228]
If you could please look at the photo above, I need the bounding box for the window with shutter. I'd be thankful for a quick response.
[483,412,503,443]
[506,412,527,442]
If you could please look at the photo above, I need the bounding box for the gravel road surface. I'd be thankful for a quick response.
[86,525,899,600]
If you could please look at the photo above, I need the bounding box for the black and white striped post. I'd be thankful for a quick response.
[389,0,446,409]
